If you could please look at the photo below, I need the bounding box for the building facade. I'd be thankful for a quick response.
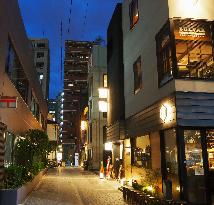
[107,3,125,169]
[85,45,107,170]
[120,0,214,204]
[31,39,50,99]
[0,0,48,180]
[63,40,93,160]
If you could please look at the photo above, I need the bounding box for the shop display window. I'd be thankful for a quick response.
[184,130,206,203]
[164,129,179,198]
[184,130,204,176]
[133,135,151,168]
[207,130,214,171]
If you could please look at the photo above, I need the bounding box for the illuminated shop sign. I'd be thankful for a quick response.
[179,27,205,38]
[174,19,211,41]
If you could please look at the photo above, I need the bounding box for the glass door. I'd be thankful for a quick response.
[206,130,214,192]
[183,130,207,204]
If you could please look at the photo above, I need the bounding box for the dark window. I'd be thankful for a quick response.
[103,112,107,118]
[36,62,44,68]
[156,22,173,86]
[37,52,44,58]
[103,126,107,143]
[107,39,113,63]
[37,43,46,48]
[5,39,29,103]
[129,0,139,29]
[89,124,92,143]
[133,56,142,94]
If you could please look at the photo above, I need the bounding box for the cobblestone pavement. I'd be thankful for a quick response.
[23,167,128,205]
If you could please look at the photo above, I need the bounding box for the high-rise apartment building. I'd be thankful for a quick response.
[63,40,93,160]
[31,39,50,99]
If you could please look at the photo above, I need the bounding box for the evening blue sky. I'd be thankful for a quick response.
[18,0,122,99]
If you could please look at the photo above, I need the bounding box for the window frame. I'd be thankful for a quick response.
[156,19,214,87]
[133,56,142,94]
[103,74,108,88]
[129,0,139,30]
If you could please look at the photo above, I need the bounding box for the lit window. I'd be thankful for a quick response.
[132,135,151,168]
[129,0,139,29]
[174,19,214,79]
[39,74,44,80]
[98,101,108,112]
[133,56,142,94]
[103,74,108,88]
[68,83,74,87]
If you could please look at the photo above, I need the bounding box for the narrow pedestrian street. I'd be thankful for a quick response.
[23,167,128,205]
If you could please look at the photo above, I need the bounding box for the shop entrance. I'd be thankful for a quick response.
[180,129,214,204]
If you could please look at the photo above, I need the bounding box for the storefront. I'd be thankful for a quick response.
[161,127,214,204]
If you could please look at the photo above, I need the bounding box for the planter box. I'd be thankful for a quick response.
[0,169,47,205]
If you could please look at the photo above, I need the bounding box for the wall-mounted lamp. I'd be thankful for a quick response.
[98,101,108,112]
[160,102,173,123]
[98,88,108,99]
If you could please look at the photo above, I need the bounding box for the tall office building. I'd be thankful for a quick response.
[63,40,93,160]
[31,39,50,99]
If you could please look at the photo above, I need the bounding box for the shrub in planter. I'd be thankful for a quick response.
[4,165,25,189]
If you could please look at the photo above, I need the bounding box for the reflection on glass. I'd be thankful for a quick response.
[184,130,204,176]
[176,40,214,79]
[134,135,151,168]
[6,40,29,103]
[184,130,206,204]
[207,130,214,170]
[164,129,179,199]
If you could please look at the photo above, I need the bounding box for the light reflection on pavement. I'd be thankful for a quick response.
[23,167,128,205]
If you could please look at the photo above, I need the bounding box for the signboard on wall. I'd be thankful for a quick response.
[173,19,212,41]
[0,96,17,108]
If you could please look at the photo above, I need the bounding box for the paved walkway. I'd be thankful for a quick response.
[24,167,128,205]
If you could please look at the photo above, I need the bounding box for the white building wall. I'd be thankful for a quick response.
[123,0,175,119]
[123,0,214,119]
[87,45,107,170]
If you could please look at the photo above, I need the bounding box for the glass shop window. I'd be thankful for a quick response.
[184,130,206,203]
[129,0,139,29]
[184,130,204,176]
[207,130,214,171]
[134,135,151,168]
[133,56,142,94]
[174,19,214,79]
[164,129,179,199]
